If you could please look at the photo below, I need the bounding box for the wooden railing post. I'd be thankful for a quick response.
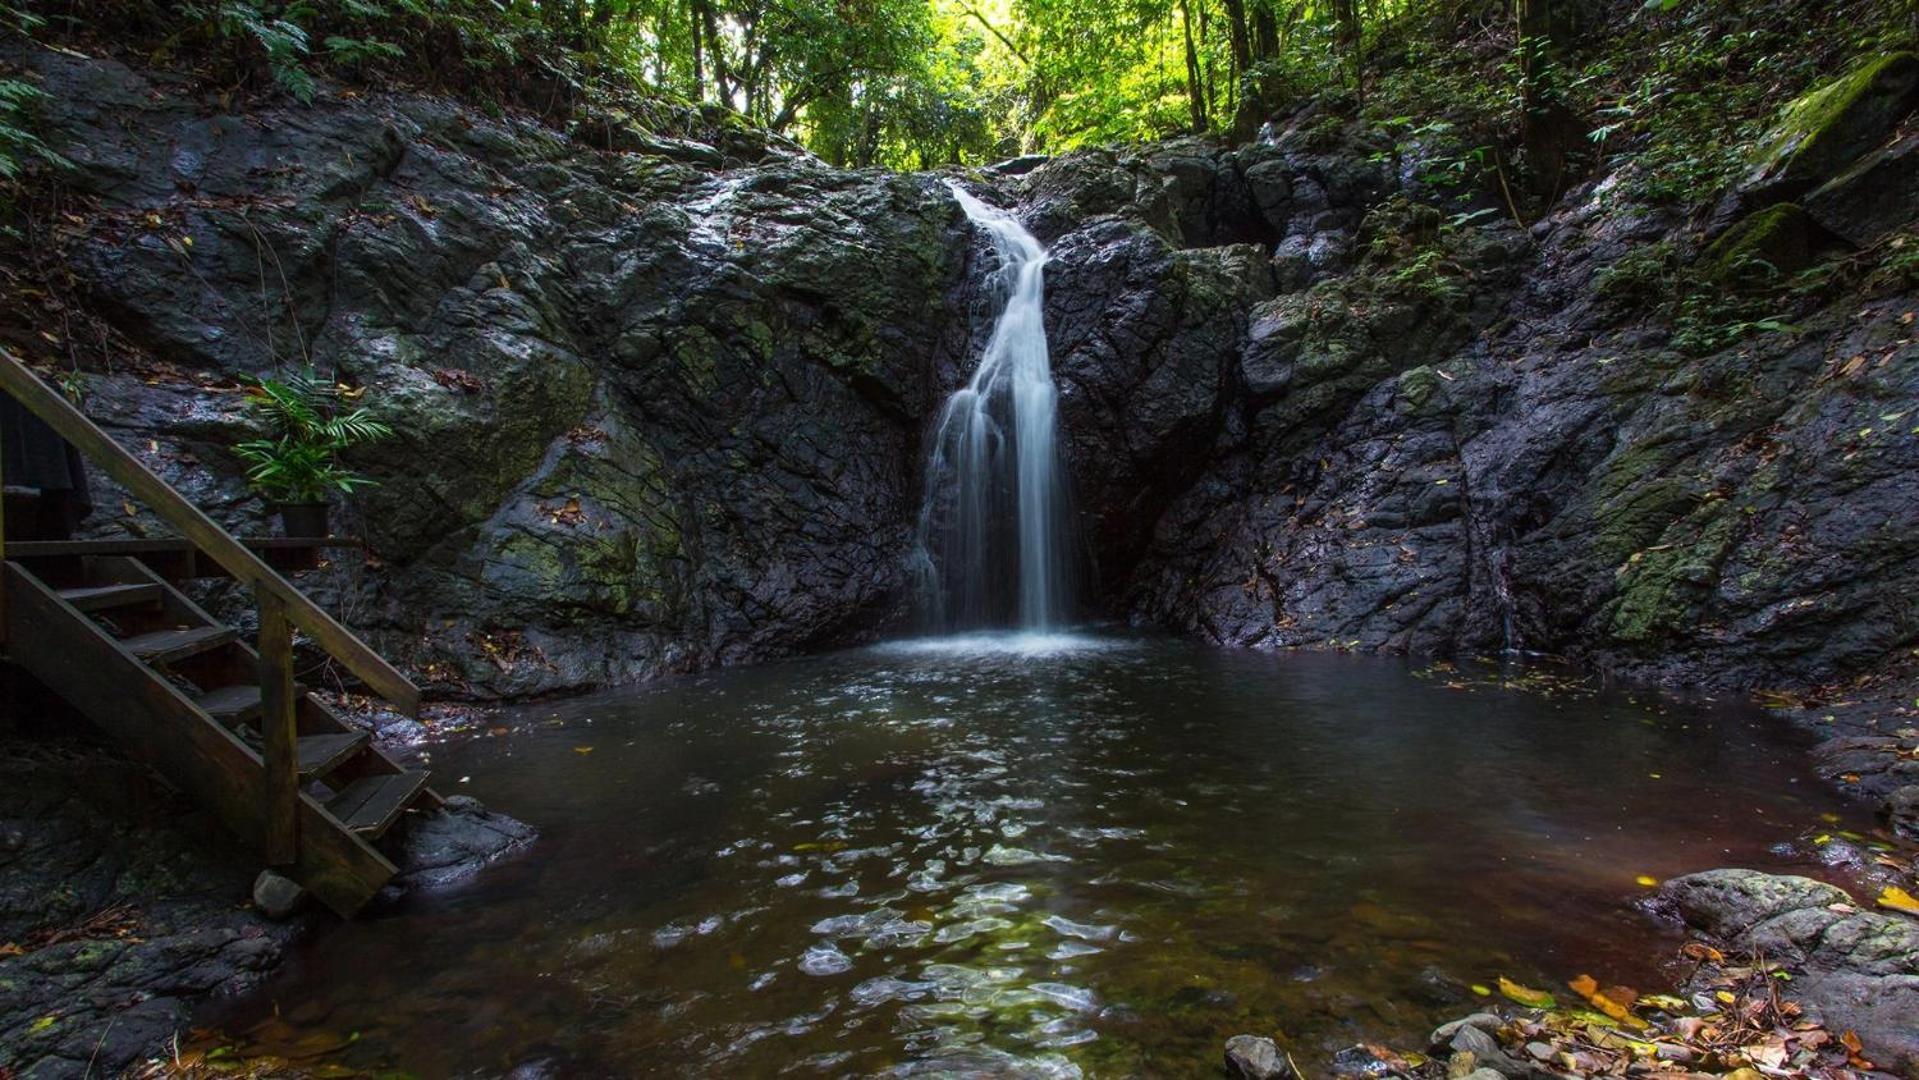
[257,584,299,866]
[0,410,9,649]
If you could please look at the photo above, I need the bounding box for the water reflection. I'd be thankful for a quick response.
[198,638,1863,1076]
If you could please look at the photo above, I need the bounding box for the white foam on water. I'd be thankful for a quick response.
[872,631,1125,659]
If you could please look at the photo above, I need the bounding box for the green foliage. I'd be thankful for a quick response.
[19,0,1917,182]
[0,4,63,185]
[1587,2,1914,208]
[1354,195,1480,306]
[0,75,61,180]
[232,369,391,504]
[1594,239,1679,306]
[183,1,318,100]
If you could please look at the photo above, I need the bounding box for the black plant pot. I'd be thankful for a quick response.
[276,502,331,539]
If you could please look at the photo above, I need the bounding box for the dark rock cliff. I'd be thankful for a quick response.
[14,45,1919,711]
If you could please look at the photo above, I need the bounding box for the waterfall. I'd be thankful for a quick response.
[914,182,1070,632]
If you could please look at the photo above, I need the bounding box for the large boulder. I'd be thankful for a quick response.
[1663,869,1919,1077]
[1739,52,1919,204]
[1804,130,1919,244]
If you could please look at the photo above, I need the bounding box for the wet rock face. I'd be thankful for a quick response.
[26,48,969,698]
[1024,102,1919,695]
[24,43,1919,705]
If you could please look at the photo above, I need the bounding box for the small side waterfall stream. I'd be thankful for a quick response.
[914,183,1071,632]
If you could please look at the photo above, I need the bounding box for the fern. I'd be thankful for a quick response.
[324,35,405,66]
[0,78,67,182]
[188,1,319,102]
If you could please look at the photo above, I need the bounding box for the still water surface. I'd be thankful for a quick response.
[203,634,1864,1076]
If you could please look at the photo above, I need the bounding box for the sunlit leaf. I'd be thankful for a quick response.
[1499,976,1557,1009]
[1877,885,1919,915]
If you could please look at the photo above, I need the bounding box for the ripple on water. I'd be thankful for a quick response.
[189,639,1874,1078]
[799,943,853,976]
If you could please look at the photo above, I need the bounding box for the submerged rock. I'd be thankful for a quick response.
[392,795,537,891]
[1224,1033,1294,1078]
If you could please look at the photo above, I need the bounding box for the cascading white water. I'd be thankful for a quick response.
[914,182,1070,632]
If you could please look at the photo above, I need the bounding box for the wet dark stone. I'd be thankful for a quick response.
[393,795,537,891]
[1225,1033,1293,1078]
[1889,785,1919,841]
[251,869,307,920]
[1663,869,1919,1076]
[0,739,303,1078]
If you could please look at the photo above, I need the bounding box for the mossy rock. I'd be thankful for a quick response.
[1701,203,1825,285]
[1745,52,1919,196]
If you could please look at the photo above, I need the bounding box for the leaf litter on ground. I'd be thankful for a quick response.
[1387,947,1884,1080]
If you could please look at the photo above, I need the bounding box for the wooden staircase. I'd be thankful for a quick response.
[0,348,437,917]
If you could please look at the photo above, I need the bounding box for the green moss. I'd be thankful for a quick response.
[1396,365,1441,411]
[671,326,722,395]
[1749,52,1919,187]
[1703,203,1823,284]
[1607,496,1740,643]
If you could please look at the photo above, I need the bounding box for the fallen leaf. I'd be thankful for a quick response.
[1635,874,1658,887]
[1876,885,1919,915]
[1568,974,1648,1028]
[1499,976,1558,1010]
[573,746,594,754]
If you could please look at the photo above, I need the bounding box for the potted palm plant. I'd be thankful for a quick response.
[232,369,391,538]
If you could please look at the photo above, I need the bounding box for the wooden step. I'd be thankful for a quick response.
[194,684,263,724]
[298,732,368,780]
[57,582,162,613]
[325,771,428,836]
[120,625,239,664]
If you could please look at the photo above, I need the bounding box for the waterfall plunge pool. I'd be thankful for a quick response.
[195,636,1869,1076]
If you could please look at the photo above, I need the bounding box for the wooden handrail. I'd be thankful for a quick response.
[0,347,420,716]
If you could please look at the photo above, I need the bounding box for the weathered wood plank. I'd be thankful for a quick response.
[9,537,358,557]
[3,563,397,915]
[258,587,298,867]
[195,684,264,725]
[325,771,428,836]
[57,582,163,612]
[121,625,240,664]
[0,348,419,715]
[297,731,367,779]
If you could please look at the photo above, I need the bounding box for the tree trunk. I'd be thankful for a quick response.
[1333,0,1363,104]
[1177,0,1208,131]
[690,0,706,100]
[1518,0,1583,200]
[1252,4,1276,59]
[1222,0,1252,74]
